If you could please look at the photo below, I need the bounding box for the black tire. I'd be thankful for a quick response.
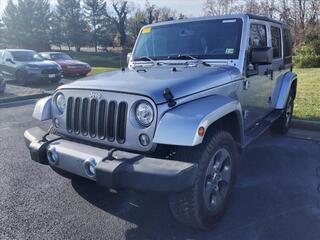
[271,90,294,135]
[169,130,238,229]
[16,70,27,85]
[0,83,5,94]
[50,166,81,180]
[49,77,61,84]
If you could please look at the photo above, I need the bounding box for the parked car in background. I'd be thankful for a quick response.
[40,52,91,77]
[0,72,6,93]
[0,49,62,85]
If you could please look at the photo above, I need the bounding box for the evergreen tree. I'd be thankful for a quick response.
[55,0,88,52]
[83,0,107,52]
[2,0,51,50]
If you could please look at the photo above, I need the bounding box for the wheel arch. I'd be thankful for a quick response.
[153,95,244,147]
[273,71,297,109]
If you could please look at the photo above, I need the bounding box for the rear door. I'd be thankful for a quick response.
[269,24,291,105]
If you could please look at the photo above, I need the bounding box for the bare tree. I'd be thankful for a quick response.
[107,0,128,47]
[203,0,238,16]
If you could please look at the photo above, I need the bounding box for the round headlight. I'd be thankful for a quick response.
[135,101,154,127]
[55,93,66,114]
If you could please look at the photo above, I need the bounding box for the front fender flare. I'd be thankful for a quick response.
[153,95,243,146]
[274,71,297,109]
[32,96,52,121]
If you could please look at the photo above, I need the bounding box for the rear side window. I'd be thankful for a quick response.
[271,26,282,58]
[250,24,267,48]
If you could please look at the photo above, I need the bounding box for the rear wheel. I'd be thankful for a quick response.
[271,90,294,134]
[169,130,238,229]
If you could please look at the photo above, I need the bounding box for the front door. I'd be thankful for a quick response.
[1,51,16,80]
[241,21,273,130]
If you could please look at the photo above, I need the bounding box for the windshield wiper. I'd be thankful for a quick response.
[168,55,211,67]
[133,56,156,64]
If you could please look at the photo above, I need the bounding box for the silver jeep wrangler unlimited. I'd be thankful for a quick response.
[24,14,297,229]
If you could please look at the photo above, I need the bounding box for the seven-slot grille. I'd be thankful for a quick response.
[66,97,128,144]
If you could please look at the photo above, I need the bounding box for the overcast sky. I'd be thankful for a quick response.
[0,0,206,16]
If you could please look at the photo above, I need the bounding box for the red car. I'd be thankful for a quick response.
[40,52,91,77]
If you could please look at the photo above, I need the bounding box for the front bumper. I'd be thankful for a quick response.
[62,67,91,76]
[24,127,197,192]
[24,70,63,81]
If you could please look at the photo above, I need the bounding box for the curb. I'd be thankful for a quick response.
[0,92,50,104]
[292,119,320,131]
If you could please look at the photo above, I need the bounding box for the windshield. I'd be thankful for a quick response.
[11,51,44,62]
[50,53,73,61]
[133,18,243,60]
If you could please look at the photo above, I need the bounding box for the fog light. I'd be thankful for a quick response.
[83,158,97,178]
[47,146,59,165]
[139,134,150,146]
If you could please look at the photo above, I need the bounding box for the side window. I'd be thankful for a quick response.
[250,24,267,48]
[271,26,282,59]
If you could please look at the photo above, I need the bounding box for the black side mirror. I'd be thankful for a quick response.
[251,47,273,64]
[6,58,15,64]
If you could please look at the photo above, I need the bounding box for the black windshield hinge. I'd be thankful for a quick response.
[163,88,176,107]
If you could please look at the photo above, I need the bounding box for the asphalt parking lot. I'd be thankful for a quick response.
[1,100,320,240]
[0,78,76,103]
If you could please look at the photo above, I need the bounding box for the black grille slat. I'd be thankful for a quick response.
[81,98,89,135]
[65,95,128,144]
[73,98,81,134]
[97,100,107,139]
[107,101,116,141]
[66,97,73,132]
[89,99,97,137]
[116,102,127,143]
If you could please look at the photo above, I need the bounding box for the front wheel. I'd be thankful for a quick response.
[169,130,238,229]
[271,90,294,134]
[16,70,27,85]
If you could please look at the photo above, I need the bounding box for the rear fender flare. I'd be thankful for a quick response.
[273,71,297,109]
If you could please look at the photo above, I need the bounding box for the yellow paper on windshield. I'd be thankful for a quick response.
[142,27,152,34]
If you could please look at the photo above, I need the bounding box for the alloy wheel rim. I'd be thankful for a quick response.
[285,97,293,128]
[203,147,232,211]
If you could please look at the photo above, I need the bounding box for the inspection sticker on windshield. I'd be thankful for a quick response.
[225,48,234,54]
[142,27,152,34]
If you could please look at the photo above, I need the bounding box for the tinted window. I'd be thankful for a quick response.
[50,53,73,60]
[11,51,44,62]
[250,24,267,48]
[271,26,282,58]
[133,19,243,60]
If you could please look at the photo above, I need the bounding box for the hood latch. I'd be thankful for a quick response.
[163,88,176,107]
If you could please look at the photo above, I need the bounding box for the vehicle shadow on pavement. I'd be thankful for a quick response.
[71,133,320,240]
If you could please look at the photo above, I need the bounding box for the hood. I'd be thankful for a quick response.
[59,66,241,104]
[55,59,87,66]
[24,60,59,68]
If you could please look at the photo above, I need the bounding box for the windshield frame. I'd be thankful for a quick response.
[133,18,243,61]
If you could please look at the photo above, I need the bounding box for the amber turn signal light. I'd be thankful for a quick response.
[198,127,205,137]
